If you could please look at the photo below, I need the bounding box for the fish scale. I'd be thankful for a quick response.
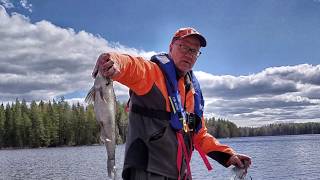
[85,72,117,180]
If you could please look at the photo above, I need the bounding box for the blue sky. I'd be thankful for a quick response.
[1,0,320,127]
[22,0,320,75]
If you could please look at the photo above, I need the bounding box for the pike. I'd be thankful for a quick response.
[85,65,117,179]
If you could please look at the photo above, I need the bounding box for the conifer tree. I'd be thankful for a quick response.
[2,98,320,149]
[78,103,88,145]
[30,101,46,147]
[3,103,14,147]
[71,103,83,145]
[21,99,32,147]
[47,101,59,146]
[57,99,73,145]
[39,100,50,146]
[12,99,23,147]
[115,101,128,144]
[0,104,5,148]
[85,104,99,144]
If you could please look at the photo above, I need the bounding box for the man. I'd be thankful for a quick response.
[96,27,251,180]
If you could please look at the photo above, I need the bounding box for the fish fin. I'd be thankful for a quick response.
[98,87,109,103]
[85,87,95,104]
[100,136,106,143]
[102,97,109,103]
[92,60,99,78]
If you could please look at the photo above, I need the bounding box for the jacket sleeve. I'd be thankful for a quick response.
[193,118,236,167]
[108,52,160,96]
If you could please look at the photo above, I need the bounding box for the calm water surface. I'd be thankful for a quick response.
[1,134,319,180]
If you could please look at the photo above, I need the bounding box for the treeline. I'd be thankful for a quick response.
[0,99,128,149]
[206,117,320,138]
[1,99,320,149]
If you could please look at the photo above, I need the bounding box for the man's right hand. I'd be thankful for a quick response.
[92,53,120,78]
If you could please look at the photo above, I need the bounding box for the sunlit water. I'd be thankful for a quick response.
[1,134,319,180]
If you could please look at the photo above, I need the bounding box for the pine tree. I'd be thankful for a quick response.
[57,99,73,146]
[78,103,89,145]
[47,101,59,146]
[29,101,46,148]
[206,117,217,137]
[85,104,99,144]
[39,100,50,146]
[12,99,23,147]
[71,103,81,145]
[21,99,32,147]
[0,104,5,148]
[3,103,14,147]
[57,99,65,146]
[227,121,239,137]
[115,101,128,144]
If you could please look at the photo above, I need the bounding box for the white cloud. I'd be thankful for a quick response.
[0,0,32,12]
[19,0,32,12]
[0,5,319,127]
[0,6,155,103]
[195,64,320,127]
[0,0,13,9]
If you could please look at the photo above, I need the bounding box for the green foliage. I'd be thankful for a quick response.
[3,103,14,147]
[0,104,5,147]
[1,98,320,149]
[0,99,129,149]
[115,101,128,144]
[30,101,46,148]
[205,118,320,138]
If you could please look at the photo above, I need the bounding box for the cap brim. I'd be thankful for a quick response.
[182,34,207,47]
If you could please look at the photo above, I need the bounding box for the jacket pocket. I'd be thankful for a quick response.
[149,127,166,142]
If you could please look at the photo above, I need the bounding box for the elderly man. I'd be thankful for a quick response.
[96,27,251,180]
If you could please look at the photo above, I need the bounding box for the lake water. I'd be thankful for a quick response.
[1,134,319,180]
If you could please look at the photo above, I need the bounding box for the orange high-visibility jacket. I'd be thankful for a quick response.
[108,52,236,179]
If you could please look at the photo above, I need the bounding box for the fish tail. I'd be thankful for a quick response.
[85,86,95,104]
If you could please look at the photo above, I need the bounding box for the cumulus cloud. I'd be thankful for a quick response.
[1,5,319,127]
[196,64,320,126]
[0,0,32,12]
[19,0,32,12]
[0,6,155,102]
[0,0,13,9]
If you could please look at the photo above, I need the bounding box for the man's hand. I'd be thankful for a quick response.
[227,153,251,169]
[92,53,120,78]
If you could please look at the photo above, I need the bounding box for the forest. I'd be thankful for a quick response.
[1,99,319,149]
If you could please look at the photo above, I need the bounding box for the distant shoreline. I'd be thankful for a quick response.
[2,133,319,150]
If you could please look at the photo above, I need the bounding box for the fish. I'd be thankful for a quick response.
[85,66,117,180]
[230,160,252,180]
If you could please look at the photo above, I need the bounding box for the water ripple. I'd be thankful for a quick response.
[0,134,319,180]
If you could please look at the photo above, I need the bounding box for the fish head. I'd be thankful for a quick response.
[93,73,115,103]
[85,72,115,104]
[94,73,113,89]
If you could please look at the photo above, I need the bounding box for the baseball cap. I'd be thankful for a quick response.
[172,27,207,47]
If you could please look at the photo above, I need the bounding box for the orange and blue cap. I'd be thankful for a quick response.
[172,27,207,47]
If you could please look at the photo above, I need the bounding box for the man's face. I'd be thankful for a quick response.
[169,36,201,75]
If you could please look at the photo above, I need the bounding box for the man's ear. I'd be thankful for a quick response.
[169,43,173,53]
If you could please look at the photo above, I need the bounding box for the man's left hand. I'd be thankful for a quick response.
[227,154,251,169]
